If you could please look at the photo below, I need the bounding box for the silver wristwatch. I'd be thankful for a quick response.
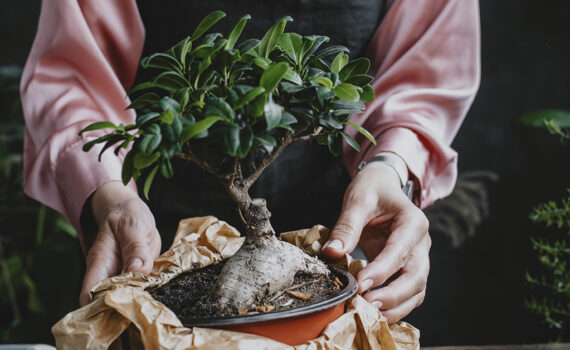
[356,155,414,201]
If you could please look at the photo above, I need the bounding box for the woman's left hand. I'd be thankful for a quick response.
[323,161,430,324]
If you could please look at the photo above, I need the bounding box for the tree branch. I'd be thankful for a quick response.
[291,133,320,143]
[244,135,293,189]
[175,149,218,177]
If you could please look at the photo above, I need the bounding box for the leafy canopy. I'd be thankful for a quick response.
[80,11,376,198]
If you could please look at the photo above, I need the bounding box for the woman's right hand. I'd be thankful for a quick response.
[79,182,161,306]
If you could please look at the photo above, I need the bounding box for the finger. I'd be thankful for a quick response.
[363,236,430,309]
[80,226,121,306]
[381,289,426,324]
[109,205,158,273]
[324,190,379,259]
[357,206,428,291]
[149,228,162,259]
[116,215,157,273]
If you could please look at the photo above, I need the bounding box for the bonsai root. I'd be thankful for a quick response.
[207,234,329,315]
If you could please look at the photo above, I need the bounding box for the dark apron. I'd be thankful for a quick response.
[136,0,386,246]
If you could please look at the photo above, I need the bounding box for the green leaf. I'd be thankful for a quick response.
[160,109,175,124]
[260,62,289,93]
[301,36,330,66]
[279,111,297,126]
[171,117,182,138]
[202,33,222,46]
[122,151,135,184]
[191,10,226,41]
[278,33,303,63]
[311,77,333,89]
[346,74,374,87]
[331,100,365,111]
[257,16,293,58]
[143,165,159,199]
[134,152,160,169]
[174,37,192,66]
[181,116,221,142]
[319,113,343,129]
[136,112,160,126]
[238,128,254,158]
[203,97,234,121]
[82,134,112,152]
[246,94,266,117]
[225,125,240,156]
[98,134,124,161]
[340,131,360,151]
[79,121,116,135]
[153,71,188,90]
[517,110,570,128]
[339,57,370,81]
[160,158,174,179]
[237,39,260,54]
[146,123,161,134]
[253,57,271,70]
[315,85,336,100]
[283,69,303,85]
[331,53,349,73]
[140,53,181,71]
[264,95,283,131]
[344,121,376,145]
[360,84,375,103]
[139,134,162,154]
[226,14,251,50]
[234,86,266,110]
[334,83,360,101]
[255,134,277,153]
[309,45,349,63]
[127,92,160,110]
[327,134,342,156]
[160,96,181,112]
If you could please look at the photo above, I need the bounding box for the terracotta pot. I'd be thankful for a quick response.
[183,268,358,346]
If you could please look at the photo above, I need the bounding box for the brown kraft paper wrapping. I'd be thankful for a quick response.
[52,216,419,349]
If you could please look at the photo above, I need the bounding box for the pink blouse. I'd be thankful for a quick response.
[21,0,480,247]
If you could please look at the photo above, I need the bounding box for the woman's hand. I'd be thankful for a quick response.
[323,159,430,323]
[79,182,161,306]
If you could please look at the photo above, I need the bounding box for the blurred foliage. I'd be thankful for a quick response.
[518,110,570,340]
[0,66,83,344]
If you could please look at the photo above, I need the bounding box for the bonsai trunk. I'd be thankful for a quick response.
[208,180,329,314]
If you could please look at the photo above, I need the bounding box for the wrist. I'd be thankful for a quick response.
[356,152,409,187]
[91,182,138,224]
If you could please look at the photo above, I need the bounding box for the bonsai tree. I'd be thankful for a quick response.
[80,11,376,315]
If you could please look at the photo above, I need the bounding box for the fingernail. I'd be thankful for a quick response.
[323,239,343,252]
[360,279,373,292]
[372,300,383,309]
[126,258,143,271]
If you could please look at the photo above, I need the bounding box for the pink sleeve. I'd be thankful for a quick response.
[20,0,144,244]
[343,0,481,208]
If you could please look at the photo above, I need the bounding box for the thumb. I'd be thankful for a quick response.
[324,193,376,259]
[116,224,159,274]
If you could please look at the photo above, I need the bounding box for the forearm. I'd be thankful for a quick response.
[21,0,144,248]
[343,0,481,208]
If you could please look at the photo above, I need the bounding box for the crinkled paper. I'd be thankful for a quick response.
[53,216,419,349]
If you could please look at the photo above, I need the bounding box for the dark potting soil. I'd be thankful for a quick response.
[148,261,346,320]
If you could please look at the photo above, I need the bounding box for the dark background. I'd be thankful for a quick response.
[1,0,569,346]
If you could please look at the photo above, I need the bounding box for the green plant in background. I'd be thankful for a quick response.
[518,109,570,340]
[0,66,81,344]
